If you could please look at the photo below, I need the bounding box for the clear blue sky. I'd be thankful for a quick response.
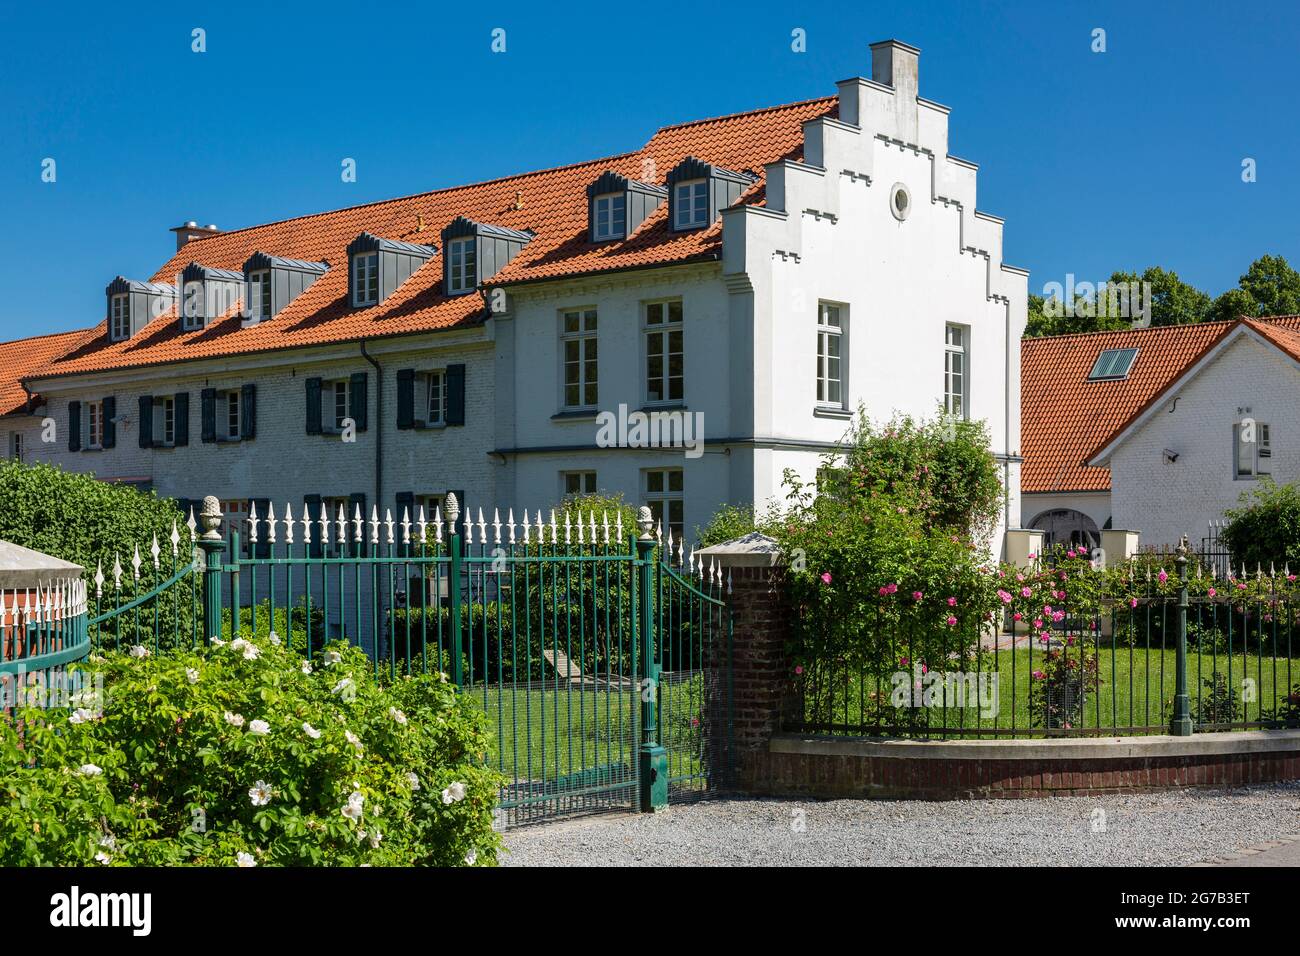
[1,0,1296,339]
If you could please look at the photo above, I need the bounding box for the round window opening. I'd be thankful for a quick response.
[890,183,911,221]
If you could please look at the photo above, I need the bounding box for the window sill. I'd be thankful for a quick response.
[813,406,852,420]
[552,409,599,422]
[415,420,447,430]
[640,403,688,413]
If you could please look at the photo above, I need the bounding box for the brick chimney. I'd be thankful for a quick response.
[170,220,222,251]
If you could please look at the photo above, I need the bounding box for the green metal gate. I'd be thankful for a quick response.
[85,494,733,825]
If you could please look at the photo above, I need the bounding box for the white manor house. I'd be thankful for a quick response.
[0,40,1027,555]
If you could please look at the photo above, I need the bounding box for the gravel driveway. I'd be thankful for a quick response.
[502,783,1300,866]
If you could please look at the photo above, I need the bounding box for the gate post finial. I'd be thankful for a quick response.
[636,505,654,542]
[445,492,460,527]
[199,495,223,541]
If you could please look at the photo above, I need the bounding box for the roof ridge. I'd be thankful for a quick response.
[0,326,98,348]
[654,94,837,133]
[1021,318,1238,347]
[191,149,646,244]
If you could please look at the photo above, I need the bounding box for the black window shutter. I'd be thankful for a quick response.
[350,372,368,431]
[67,401,81,451]
[174,392,190,447]
[252,497,271,558]
[305,378,322,434]
[102,396,116,448]
[348,492,367,556]
[138,396,154,448]
[241,384,256,440]
[396,369,415,430]
[201,388,217,443]
[446,363,465,426]
[304,494,323,559]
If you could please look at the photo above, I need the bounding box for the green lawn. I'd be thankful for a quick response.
[800,647,1300,737]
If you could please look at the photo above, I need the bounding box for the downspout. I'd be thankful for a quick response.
[360,341,382,513]
[1004,299,1013,539]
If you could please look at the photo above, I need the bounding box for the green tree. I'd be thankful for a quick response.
[1108,266,1211,327]
[1208,254,1300,322]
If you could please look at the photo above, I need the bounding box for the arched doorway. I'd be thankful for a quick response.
[1029,509,1101,551]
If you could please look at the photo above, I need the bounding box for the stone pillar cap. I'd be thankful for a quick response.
[0,539,84,588]
[697,532,781,567]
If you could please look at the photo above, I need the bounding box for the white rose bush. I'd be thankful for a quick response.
[0,637,501,866]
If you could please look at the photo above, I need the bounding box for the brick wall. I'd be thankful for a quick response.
[748,743,1300,800]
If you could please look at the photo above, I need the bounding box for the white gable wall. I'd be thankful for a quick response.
[1106,334,1300,547]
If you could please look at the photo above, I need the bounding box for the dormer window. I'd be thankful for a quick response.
[447,238,476,294]
[181,263,242,331]
[248,270,272,320]
[439,217,533,296]
[241,252,328,324]
[352,253,379,307]
[665,157,755,234]
[673,180,708,230]
[110,294,130,341]
[592,194,626,242]
[344,233,436,309]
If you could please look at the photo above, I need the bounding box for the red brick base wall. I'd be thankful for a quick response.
[744,743,1300,800]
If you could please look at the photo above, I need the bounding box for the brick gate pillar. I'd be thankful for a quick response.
[698,533,795,789]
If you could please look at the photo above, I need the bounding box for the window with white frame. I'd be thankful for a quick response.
[563,471,597,497]
[328,379,350,431]
[644,300,683,404]
[673,179,708,230]
[9,432,23,462]
[110,294,130,340]
[249,270,272,320]
[152,396,176,446]
[447,238,476,294]
[85,400,105,449]
[592,193,626,241]
[816,302,845,406]
[562,308,598,408]
[352,253,378,307]
[424,370,448,425]
[216,389,241,441]
[944,324,968,419]
[1234,422,1272,479]
[644,468,684,542]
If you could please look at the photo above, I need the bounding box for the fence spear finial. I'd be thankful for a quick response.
[150,534,160,570]
[384,508,394,545]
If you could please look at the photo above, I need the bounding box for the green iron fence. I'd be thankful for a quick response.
[794,541,1300,739]
[87,494,734,825]
[1,576,90,713]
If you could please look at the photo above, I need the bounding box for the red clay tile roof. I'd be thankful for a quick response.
[1021,316,1300,494]
[0,328,101,416]
[25,96,836,382]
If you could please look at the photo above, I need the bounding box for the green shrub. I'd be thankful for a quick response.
[0,636,501,866]
[1221,479,1300,571]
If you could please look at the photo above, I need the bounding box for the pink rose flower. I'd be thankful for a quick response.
[947,597,957,607]
[820,572,832,585]
[945,615,957,627]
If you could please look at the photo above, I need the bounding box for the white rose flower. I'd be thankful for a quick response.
[248,780,272,806]
[368,829,383,848]
[242,642,261,660]
[332,677,355,697]
[210,637,226,647]
[341,801,363,822]
[185,667,199,684]
[236,852,257,868]
[388,707,407,725]
[345,730,363,752]
[302,722,322,739]
[128,644,150,658]
[224,711,245,728]
[441,781,466,804]
[230,638,248,652]
[68,708,93,725]
[95,851,112,864]
[406,771,420,791]
[325,650,342,666]
[268,630,282,646]
[99,834,116,850]
[248,719,270,736]
[77,763,103,776]
[301,661,313,675]
[465,848,477,865]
